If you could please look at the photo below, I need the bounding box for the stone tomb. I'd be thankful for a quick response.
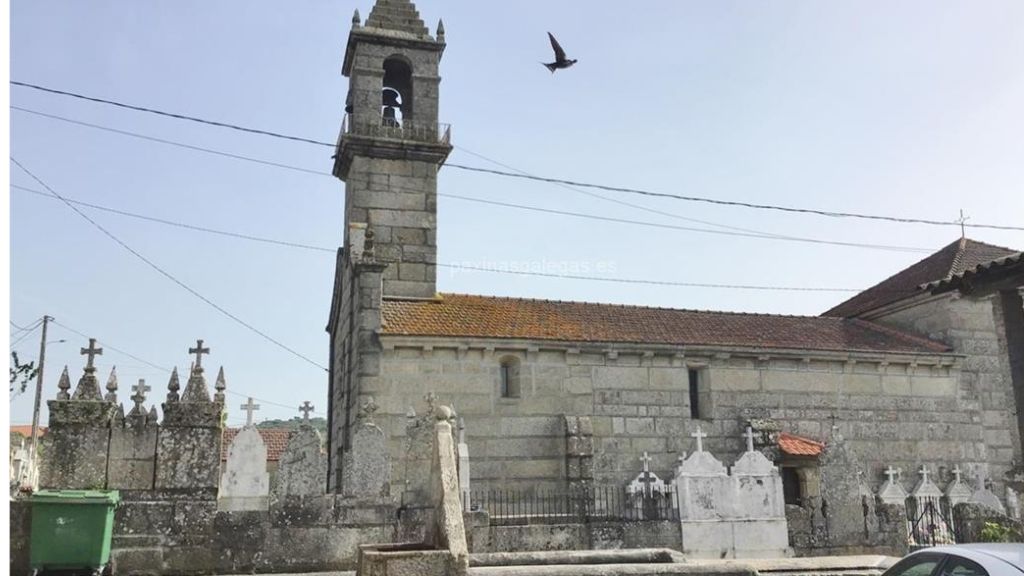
[673,427,790,559]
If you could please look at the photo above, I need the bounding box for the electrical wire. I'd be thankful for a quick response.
[12,80,1024,232]
[14,184,867,292]
[11,106,934,254]
[10,323,41,349]
[10,157,328,372]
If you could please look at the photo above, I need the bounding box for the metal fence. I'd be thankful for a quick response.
[468,486,679,526]
[340,113,451,144]
[906,496,959,547]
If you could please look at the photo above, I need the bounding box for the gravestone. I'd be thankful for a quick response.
[218,397,269,511]
[970,470,1006,514]
[627,452,668,520]
[878,466,909,506]
[275,401,327,498]
[342,396,391,500]
[945,466,973,507]
[41,340,118,489]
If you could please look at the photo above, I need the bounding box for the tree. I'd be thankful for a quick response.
[9,352,39,395]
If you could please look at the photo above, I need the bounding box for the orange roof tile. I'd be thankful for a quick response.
[221,428,292,462]
[10,425,46,438]
[779,432,825,457]
[380,293,951,354]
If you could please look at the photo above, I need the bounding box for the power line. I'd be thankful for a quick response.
[13,184,334,253]
[14,183,867,292]
[10,323,41,349]
[10,157,328,372]
[10,318,42,335]
[11,106,933,254]
[12,80,1023,232]
[11,81,330,147]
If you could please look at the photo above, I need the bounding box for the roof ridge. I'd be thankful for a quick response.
[422,292,839,321]
[849,318,951,352]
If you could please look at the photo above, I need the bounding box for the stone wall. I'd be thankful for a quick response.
[870,292,1023,494]
[361,337,994,500]
[466,521,681,555]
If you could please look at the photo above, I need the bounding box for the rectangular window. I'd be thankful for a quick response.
[688,369,701,419]
[688,367,712,419]
[500,364,512,397]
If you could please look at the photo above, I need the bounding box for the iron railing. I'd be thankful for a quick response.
[340,113,451,145]
[907,496,959,547]
[468,486,679,526]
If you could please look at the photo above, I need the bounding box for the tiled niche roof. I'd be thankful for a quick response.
[779,432,825,457]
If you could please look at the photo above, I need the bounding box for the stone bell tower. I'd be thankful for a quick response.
[327,0,449,492]
[332,0,450,299]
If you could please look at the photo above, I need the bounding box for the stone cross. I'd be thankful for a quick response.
[132,379,151,408]
[299,401,315,422]
[81,338,103,371]
[884,465,901,484]
[743,426,757,453]
[918,465,931,484]
[189,339,210,370]
[952,465,963,484]
[690,427,707,453]
[240,397,260,426]
[640,451,653,473]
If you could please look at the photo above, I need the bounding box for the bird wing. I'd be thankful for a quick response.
[548,32,567,62]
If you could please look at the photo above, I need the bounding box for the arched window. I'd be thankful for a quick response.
[499,356,521,399]
[382,56,413,126]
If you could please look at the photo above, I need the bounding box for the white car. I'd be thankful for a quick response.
[883,545,1024,576]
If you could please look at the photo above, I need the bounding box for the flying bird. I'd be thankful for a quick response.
[542,32,577,73]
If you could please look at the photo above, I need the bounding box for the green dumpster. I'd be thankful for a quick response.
[29,490,120,575]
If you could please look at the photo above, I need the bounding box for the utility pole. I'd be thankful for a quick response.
[25,315,51,489]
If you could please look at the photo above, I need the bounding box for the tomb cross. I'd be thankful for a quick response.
[884,465,901,484]
[299,401,315,422]
[640,451,653,473]
[743,426,757,453]
[952,465,963,484]
[81,338,103,370]
[956,209,970,239]
[132,379,151,407]
[690,427,707,453]
[918,466,930,484]
[189,339,210,369]
[240,397,260,426]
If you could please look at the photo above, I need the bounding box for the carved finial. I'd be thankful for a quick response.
[362,227,376,261]
[56,366,71,400]
[166,366,181,403]
[359,396,379,423]
[214,367,226,404]
[352,9,361,26]
[105,366,119,403]
[437,19,445,41]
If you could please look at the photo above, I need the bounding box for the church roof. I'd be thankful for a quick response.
[365,0,430,37]
[380,293,951,354]
[823,238,1019,318]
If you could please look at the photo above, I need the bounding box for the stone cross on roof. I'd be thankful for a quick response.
[81,338,103,372]
[131,379,151,409]
[743,426,757,453]
[299,401,315,422]
[690,427,707,453]
[884,465,902,483]
[918,466,931,484]
[189,339,210,371]
[952,465,963,484]
[240,397,260,426]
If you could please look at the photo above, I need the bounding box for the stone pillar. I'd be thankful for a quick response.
[40,361,117,489]
[156,357,224,492]
[564,415,594,491]
[107,379,159,490]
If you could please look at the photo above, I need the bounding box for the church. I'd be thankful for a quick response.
[325,0,1024,517]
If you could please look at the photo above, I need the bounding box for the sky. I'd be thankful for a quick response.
[8,0,1024,427]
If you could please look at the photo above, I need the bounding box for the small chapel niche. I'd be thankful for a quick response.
[499,356,521,399]
[382,56,413,126]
